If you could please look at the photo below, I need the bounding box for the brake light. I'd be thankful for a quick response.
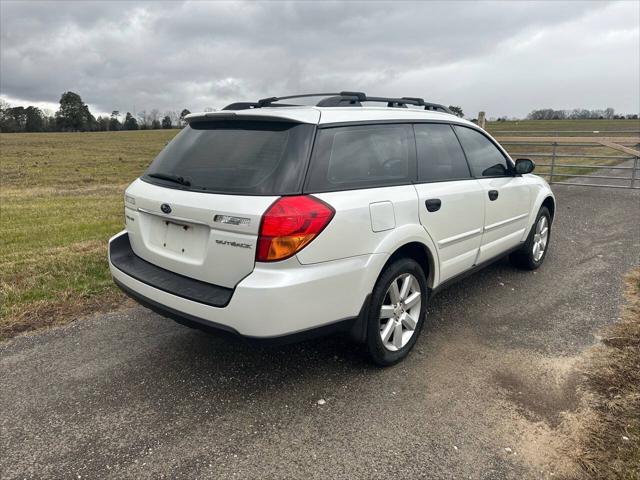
[257,195,335,262]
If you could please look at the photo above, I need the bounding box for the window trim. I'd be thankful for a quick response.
[303,122,418,194]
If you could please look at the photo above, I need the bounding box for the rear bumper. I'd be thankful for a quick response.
[110,232,233,307]
[108,231,386,340]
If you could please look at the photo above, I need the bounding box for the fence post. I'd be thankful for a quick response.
[477,111,486,130]
[549,142,557,184]
[632,156,639,189]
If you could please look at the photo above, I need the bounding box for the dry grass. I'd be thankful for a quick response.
[0,289,133,339]
[512,269,640,479]
[567,268,640,479]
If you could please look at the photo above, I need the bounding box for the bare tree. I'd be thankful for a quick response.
[165,110,179,126]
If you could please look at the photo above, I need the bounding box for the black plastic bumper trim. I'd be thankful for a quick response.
[109,233,234,308]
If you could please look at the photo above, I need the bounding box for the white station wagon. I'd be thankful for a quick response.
[109,92,555,365]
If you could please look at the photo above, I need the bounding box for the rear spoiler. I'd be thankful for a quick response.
[184,111,313,125]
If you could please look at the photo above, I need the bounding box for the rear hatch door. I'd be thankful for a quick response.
[124,114,317,289]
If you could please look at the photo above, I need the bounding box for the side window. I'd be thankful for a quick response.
[453,125,510,177]
[305,124,414,192]
[414,123,471,182]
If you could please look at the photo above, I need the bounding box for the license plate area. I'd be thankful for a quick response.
[163,220,192,255]
[142,213,210,262]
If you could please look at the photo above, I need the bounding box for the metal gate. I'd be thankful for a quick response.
[494,130,640,190]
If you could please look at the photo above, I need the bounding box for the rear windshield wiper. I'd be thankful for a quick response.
[147,172,191,187]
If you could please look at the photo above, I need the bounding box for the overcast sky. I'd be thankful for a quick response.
[1,0,638,118]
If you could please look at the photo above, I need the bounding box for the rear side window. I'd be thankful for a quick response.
[414,124,471,182]
[452,125,510,177]
[143,120,314,195]
[305,124,415,192]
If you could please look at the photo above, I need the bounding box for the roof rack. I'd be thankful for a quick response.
[222,92,452,114]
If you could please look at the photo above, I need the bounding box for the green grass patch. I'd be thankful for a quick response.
[0,130,178,339]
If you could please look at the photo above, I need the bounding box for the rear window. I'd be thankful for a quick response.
[305,124,415,192]
[143,120,315,195]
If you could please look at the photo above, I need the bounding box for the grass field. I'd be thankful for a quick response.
[0,130,178,338]
[0,120,638,339]
[487,118,640,136]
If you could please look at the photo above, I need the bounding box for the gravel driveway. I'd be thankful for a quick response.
[2,185,639,479]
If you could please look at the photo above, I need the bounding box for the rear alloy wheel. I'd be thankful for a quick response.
[510,206,551,270]
[366,258,427,366]
[379,273,421,351]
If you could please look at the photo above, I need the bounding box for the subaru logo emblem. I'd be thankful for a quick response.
[161,203,172,214]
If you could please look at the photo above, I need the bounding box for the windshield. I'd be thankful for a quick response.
[143,120,315,195]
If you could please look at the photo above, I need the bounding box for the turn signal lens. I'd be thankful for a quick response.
[256,195,335,262]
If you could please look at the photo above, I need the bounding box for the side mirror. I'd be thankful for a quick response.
[514,158,535,175]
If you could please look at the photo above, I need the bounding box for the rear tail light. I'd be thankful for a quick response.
[256,195,335,262]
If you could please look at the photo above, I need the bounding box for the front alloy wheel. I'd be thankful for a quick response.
[532,215,549,262]
[510,205,551,270]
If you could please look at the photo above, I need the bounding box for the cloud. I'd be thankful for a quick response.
[1,0,638,118]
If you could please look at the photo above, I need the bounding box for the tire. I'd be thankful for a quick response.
[366,257,428,366]
[509,206,551,270]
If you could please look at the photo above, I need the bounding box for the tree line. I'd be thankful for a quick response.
[526,107,638,121]
[2,91,638,133]
[0,91,192,133]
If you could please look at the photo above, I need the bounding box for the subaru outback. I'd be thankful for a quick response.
[109,91,555,365]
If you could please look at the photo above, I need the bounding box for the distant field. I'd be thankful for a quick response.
[487,118,639,136]
[1,121,639,339]
[0,130,179,338]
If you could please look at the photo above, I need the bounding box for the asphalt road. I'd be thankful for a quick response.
[2,185,639,480]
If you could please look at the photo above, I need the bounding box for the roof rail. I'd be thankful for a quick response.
[222,92,452,113]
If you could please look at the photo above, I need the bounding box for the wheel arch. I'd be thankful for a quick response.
[373,225,439,288]
[384,241,436,289]
[521,182,556,242]
[541,195,555,223]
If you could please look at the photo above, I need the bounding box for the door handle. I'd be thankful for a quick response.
[425,198,442,212]
[488,190,499,201]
